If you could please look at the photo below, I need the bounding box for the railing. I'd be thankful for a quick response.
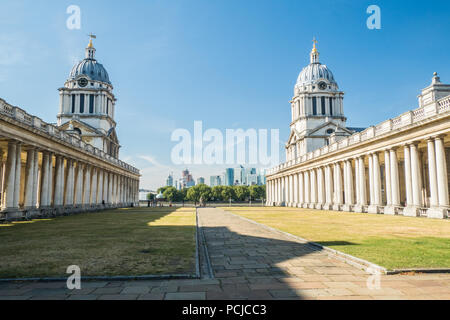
[0,98,139,175]
[267,95,450,176]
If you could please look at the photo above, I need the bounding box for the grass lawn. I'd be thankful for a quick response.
[221,207,450,270]
[0,207,197,278]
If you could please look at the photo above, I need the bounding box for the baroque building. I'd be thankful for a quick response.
[0,38,140,221]
[266,42,450,219]
[286,41,364,161]
[57,38,120,158]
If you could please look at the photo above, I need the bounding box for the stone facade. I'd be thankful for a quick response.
[267,70,450,219]
[0,98,140,221]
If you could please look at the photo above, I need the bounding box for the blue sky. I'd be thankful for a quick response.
[0,0,449,190]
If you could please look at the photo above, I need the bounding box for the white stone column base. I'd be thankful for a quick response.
[426,207,448,219]
[368,205,381,214]
[302,203,309,208]
[322,204,332,210]
[341,204,353,212]
[403,206,420,217]
[308,203,316,209]
[384,206,399,215]
[315,203,323,210]
[296,204,303,208]
[332,204,341,211]
[352,205,365,213]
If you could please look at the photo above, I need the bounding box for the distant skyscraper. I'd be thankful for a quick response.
[234,165,244,185]
[181,168,194,188]
[197,177,205,185]
[210,175,222,187]
[224,168,234,186]
[166,173,173,187]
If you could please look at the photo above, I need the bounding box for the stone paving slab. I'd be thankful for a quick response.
[0,207,449,300]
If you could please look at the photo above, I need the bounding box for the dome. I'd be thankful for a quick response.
[295,40,337,89]
[68,40,111,84]
[296,63,336,87]
[69,59,111,84]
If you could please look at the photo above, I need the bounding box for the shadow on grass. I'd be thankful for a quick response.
[0,207,197,279]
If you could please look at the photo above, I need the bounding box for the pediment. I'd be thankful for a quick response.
[307,121,354,137]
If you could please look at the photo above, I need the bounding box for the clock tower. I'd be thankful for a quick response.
[286,40,362,161]
[57,37,120,158]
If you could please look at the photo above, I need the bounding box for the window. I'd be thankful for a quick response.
[107,99,110,115]
[312,97,317,115]
[326,129,334,134]
[329,98,333,115]
[321,97,325,115]
[89,95,94,114]
[71,95,75,113]
[80,94,85,113]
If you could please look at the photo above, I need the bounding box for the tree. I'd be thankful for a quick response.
[163,187,178,204]
[196,184,211,206]
[157,186,170,195]
[249,185,260,201]
[234,185,250,201]
[186,187,200,205]
[146,193,155,201]
[211,186,225,201]
[221,186,235,203]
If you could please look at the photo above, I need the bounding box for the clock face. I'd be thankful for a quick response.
[318,82,327,90]
[78,78,88,87]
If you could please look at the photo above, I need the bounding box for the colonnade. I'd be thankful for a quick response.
[267,135,449,219]
[0,139,140,220]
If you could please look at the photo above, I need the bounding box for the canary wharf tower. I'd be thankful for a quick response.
[57,37,120,158]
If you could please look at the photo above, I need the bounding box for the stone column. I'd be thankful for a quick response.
[310,169,317,208]
[303,171,310,208]
[390,148,401,207]
[13,142,22,210]
[83,164,91,207]
[368,154,374,206]
[64,159,74,208]
[404,143,421,217]
[281,176,285,205]
[298,172,304,207]
[23,148,37,211]
[2,141,18,210]
[354,157,360,207]
[288,174,293,206]
[39,151,50,208]
[91,167,98,206]
[368,152,382,214]
[75,162,84,206]
[428,136,449,218]
[354,156,367,212]
[403,145,413,215]
[54,155,64,209]
[97,169,104,205]
[316,167,325,209]
[333,162,343,210]
[384,150,392,207]
[343,159,354,212]
[324,165,333,210]
[435,136,449,208]
[427,138,438,208]
[293,173,298,207]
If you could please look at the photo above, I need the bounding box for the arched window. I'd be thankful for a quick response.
[80,94,85,113]
[312,97,317,115]
[71,95,75,113]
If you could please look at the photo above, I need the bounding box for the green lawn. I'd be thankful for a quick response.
[0,207,197,278]
[222,207,450,270]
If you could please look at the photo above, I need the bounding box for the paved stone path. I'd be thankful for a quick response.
[1,208,449,300]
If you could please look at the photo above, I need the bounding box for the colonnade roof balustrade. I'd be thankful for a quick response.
[0,98,139,176]
[268,95,450,176]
